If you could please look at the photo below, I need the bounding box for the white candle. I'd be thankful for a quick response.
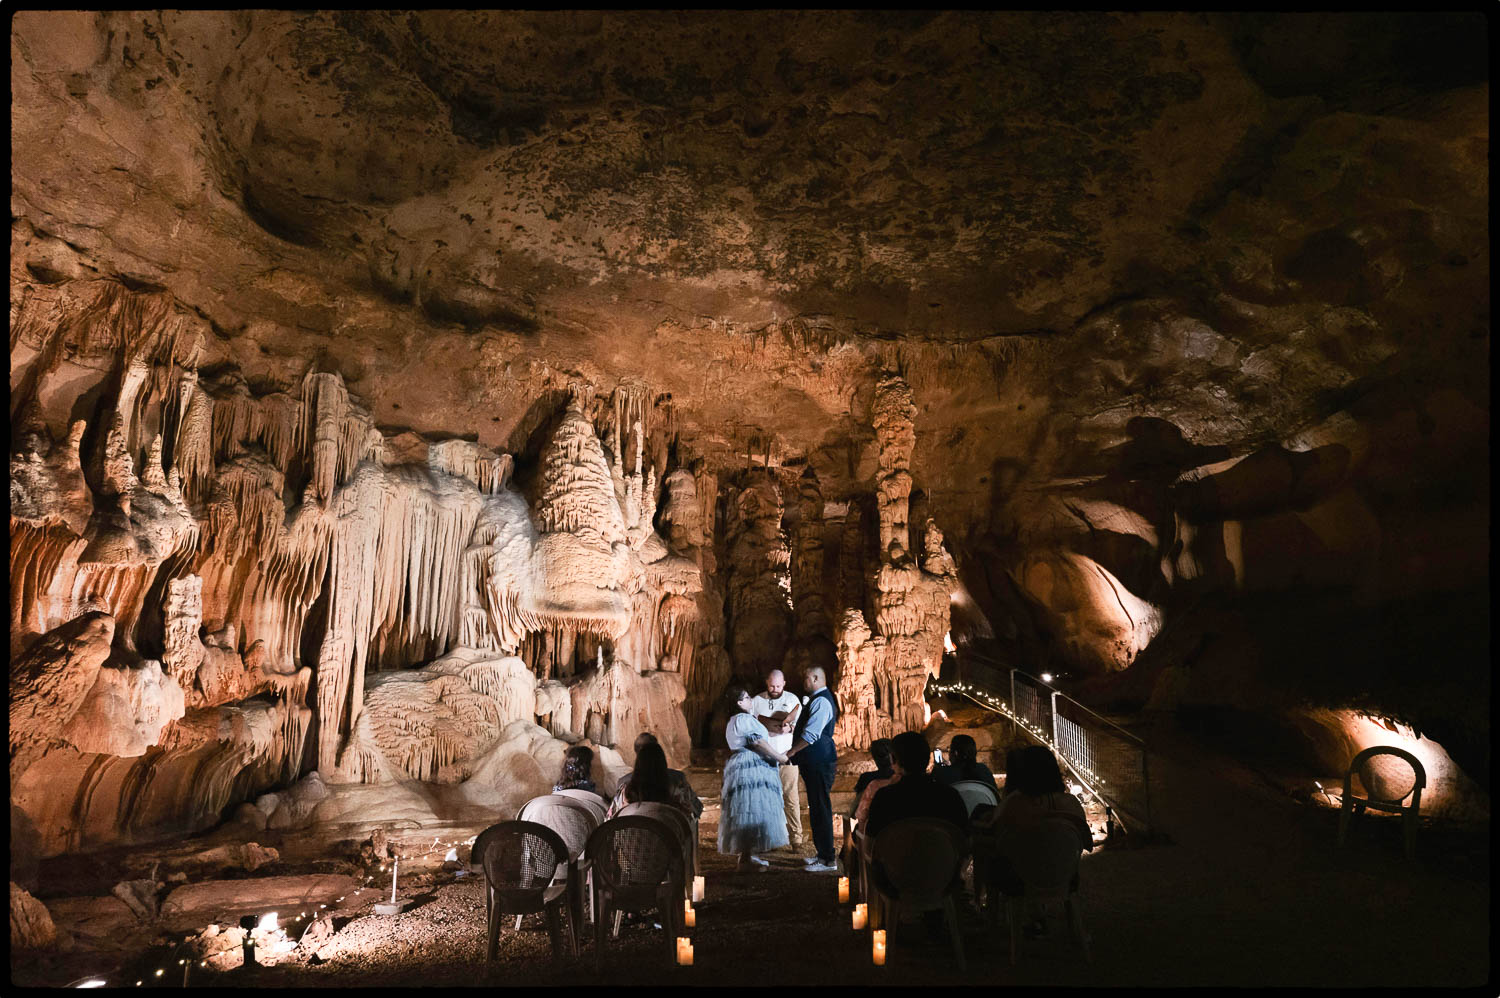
[391,857,399,904]
[683,900,696,928]
[677,936,694,966]
[692,876,705,903]
[852,903,867,930]
[837,877,849,904]
[872,929,886,965]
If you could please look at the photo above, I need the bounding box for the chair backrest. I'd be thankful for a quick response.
[951,779,1001,816]
[555,788,609,822]
[619,801,692,848]
[871,818,968,902]
[1345,746,1426,805]
[476,821,571,904]
[1002,815,1084,891]
[586,816,682,893]
[519,794,601,859]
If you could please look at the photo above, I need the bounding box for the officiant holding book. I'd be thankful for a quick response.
[751,669,803,850]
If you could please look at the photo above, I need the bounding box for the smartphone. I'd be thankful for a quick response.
[932,748,944,765]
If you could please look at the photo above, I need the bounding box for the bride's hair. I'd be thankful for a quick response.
[724,685,753,710]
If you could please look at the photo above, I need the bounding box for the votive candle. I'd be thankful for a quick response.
[837,877,850,904]
[872,929,886,966]
[684,899,696,928]
[852,903,867,930]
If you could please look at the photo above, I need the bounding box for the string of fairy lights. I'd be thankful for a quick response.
[927,679,1114,804]
[75,832,488,987]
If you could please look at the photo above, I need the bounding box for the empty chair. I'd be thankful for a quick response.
[1338,745,1426,859]
[619,800,697,898]
[1000,815,1090,965]
[585,815,684,965]
[473,820,577,961]
[868,818,970,970]
[519,794,602,930]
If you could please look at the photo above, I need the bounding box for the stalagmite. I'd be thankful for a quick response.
[725,470,792,683]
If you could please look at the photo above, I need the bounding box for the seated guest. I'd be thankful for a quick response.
[842,739,897,867]
[848,738,896,822]
[864,731,970,842]
[933,734,998,791]
[610,732,705,819]
[607,739,701,820]
[976,745,1092,914]
[553,744,607,802]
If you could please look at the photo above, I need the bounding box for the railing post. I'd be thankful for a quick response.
[1050,688,1059,749]
[1009,669,1017,740]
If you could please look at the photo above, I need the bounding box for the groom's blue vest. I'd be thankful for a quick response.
[793,686,839,766]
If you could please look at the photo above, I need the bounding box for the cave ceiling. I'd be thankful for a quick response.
[10,11,1490,530]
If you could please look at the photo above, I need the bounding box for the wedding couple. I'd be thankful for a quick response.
[717,667,840,874]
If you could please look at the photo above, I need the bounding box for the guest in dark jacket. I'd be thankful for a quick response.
[933,734,998,790]
[865,731,970,841]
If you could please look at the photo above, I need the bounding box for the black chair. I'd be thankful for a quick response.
[474,820,576,961]
[585,815,684,965]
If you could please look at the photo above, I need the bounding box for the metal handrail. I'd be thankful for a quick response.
[1010,667,1146,747]
[933,660,1153,835]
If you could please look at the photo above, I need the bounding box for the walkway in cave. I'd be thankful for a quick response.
[23,713,1486,990]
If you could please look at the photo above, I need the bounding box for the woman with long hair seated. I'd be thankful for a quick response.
[976,745,1092,931]
[717,684,790,872]
[606,741,698,820]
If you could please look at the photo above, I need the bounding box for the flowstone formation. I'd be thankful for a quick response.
[9,279,708,854]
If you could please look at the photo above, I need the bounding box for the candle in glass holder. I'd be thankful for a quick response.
[683,899,696,928]
[676,936,694,966]
[872,929,886,966]
[852,903,867,930]
[837,877,850,904]
[692,876,705,903]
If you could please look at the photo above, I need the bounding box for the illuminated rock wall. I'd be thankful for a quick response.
[8,284,718,854]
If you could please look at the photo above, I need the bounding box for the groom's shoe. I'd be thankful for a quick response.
[803,856,823,865]
[804,859,839,873]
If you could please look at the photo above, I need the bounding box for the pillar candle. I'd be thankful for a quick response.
[677,936,694,966]
[684,900,696,928]
[693,876,705,903]
[852,903,867,930]
[872,929,886,966]
[838,877,850,904]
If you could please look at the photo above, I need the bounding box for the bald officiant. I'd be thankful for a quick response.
[751,669,804,850]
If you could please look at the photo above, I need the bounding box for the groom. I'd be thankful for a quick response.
[786,665,839,872]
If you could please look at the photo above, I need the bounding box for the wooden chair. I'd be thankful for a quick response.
[585,816,684,965]
[474,820,576,962]
[1338,745,1426,859]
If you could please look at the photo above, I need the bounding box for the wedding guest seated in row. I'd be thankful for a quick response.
[607,731,704,820]
[841,739,896,864]
[932,734,998,791]
[606,736,702,820]
[974,744,1093,929]
[553,744,608,803]
[865,730,970,840]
